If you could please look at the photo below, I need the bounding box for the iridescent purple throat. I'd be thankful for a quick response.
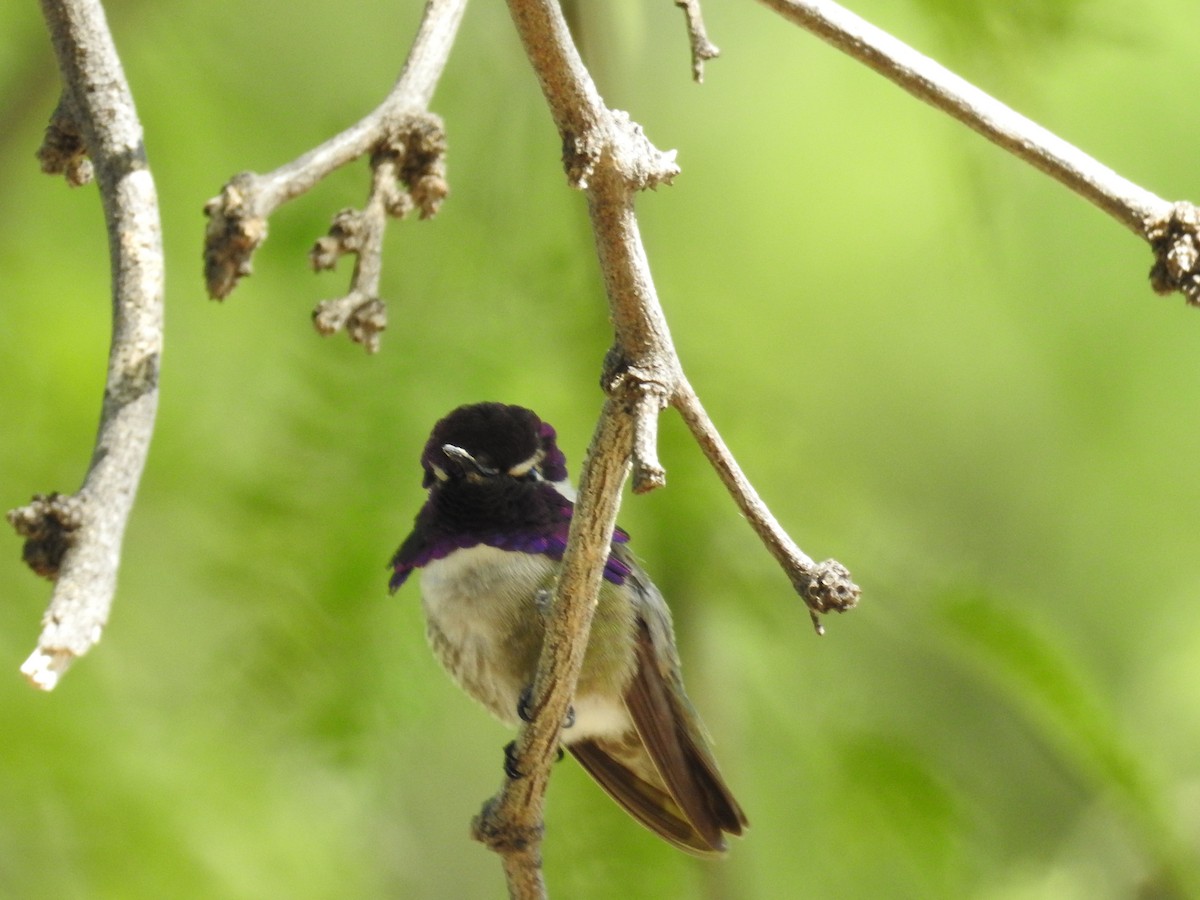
[389,525,631,592]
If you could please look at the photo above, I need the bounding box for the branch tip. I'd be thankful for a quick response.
[629,385,669,494]
[311,208,367,271]
[1147,201,1200,307]
[312,295,387,353]
[795,558,860,628]
[632,462,667,494]
[674,0,720,83]
[20,648,76,692]
[203,176,268,300]
[381,111,450,219]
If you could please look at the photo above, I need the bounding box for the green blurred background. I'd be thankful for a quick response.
[3,0,1200,897]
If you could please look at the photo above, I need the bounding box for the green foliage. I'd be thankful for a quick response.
[4,1,1200,897]
[907,0,1097,44]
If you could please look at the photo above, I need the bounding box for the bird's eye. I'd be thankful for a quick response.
[508,463,542,482]
[507,449,545,482]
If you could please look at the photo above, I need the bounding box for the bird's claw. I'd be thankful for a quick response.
[502,740,565,779]
[517,685,575,729]
[503,740,522,779]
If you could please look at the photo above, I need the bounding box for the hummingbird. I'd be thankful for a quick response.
[389,402,748,855]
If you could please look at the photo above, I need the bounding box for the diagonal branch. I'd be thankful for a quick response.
[11,0,164,691]
[754,0,1200,306]
[673,378,858,634]
[202,0,465,350]
[475,0,859,893]
[473,395,636,898]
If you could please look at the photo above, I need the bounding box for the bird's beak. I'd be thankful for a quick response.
[442,444,499,477]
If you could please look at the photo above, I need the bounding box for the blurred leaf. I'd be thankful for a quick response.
[937,590,1200,897]
[906,0,1099,46]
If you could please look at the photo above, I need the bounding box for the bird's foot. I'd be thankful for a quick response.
[502,739,565,780]
[517,685,575,729]
[503,740,522,779]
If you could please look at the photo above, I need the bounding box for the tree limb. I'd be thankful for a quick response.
[10,0,164,691]
[754,0,1200,305]
[202,0,465,350]
[475,0,859,893]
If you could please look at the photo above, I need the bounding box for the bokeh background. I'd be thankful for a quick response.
[4,0,1200,897]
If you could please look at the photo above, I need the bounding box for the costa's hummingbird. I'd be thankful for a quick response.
[389,402,748,855]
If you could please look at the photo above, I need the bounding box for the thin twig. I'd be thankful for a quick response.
[11,0,164,691]
[203,0,464,347]
[753,0,1200,305]
[627,382,667,493]
[754,0,1170,233]
[674,0,720,83]
[673,378,859,632]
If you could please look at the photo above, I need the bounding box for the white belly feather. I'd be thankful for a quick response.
[420,543,632,741]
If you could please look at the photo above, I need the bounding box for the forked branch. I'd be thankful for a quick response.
[202,0,465,351]
[475,0,857,894]
[12,0,164,690]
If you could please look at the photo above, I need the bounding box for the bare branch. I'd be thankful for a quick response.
[753,0,1200,307]
[755,0,1172,233]
[203,0,464,348]
[1147,202,1200,307]
[673,379,859,632]
[479,0,857,890]
[307,117,448,353]
[13,0,164,690]
[674,0,721,83]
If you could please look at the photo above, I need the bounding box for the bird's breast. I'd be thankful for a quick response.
[419,543,637,739]
[421,545,554,724]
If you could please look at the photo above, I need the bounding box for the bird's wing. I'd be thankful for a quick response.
[570,559,747,855]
